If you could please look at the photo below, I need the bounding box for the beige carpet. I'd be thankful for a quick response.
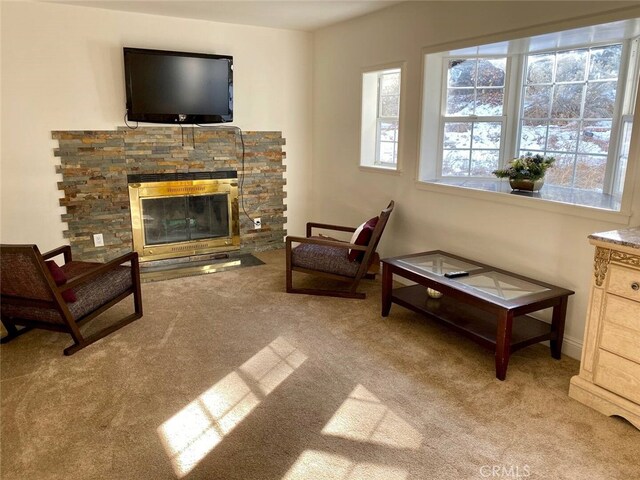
[1,249,638,480]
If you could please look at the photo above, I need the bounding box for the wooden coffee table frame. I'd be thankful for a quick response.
[382,250,574,380]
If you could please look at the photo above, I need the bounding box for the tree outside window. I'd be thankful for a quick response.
[519,45,623,192]
[419,20,639,212]
[434,42,634,196]
[441,57,507,177]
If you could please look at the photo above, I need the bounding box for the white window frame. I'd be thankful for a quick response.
[435,41,634,190]
[513,40,633,196]
[437,55,512,178]
[375,70,401,167]
[360,63,404,173]
[417,22,640,219]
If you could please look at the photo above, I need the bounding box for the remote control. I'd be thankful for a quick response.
[444,271,469,278]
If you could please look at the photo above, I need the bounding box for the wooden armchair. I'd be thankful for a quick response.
[1,244,142,355]
[286,201,394,299]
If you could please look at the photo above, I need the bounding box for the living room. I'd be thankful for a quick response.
[2,1,640,479]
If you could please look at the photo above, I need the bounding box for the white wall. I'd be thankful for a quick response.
[0,1,312,249]
[313,1,640,359]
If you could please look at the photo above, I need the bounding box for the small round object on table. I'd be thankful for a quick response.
[427,288,443,299]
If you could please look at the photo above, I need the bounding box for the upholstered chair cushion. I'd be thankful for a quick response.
[292,239,360,278]
[64,264,133,320]
[1,264,133,325]
[0,303,64,325]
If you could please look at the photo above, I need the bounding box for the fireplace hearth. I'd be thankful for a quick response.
[128,172,240,262]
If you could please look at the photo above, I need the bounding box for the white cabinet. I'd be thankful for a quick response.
[569,228,640,429]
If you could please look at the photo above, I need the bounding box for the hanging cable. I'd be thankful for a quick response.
[194,124,253,223]
[236,127,253,223]
[123,111,138,130]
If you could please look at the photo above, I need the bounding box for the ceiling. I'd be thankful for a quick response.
[45,1,402,32]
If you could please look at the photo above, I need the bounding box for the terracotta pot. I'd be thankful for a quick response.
[509,178,544,191]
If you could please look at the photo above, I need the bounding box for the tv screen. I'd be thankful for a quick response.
[124,47,233,124]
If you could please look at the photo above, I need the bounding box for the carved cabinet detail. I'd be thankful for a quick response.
[569,230,640,430]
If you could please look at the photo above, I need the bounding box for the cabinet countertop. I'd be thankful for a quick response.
[588,226,640,251]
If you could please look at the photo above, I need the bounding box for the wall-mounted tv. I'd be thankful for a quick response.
[124,47,233,124]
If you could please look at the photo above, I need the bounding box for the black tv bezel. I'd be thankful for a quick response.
[123,47,233,124]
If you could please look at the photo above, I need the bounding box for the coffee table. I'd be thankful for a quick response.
[381,251,574,380]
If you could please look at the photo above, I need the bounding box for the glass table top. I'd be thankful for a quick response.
[396,253,550,300]
[456,271,549,300]
[397,253,483,275]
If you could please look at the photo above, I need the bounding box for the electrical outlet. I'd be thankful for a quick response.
[253,218,262,229]
[93,233,104,247]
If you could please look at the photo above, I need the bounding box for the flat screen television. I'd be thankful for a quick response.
[124,47,233,124]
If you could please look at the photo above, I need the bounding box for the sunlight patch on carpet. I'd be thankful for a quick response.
[321,385,423,450]
[282,450,408,480]
[158,337,307,477]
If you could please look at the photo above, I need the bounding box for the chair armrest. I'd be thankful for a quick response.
[317,233,341,241]
[42,245,72,263]
[286,235,368,252]
[306,222,356,238]
[59,252,140,292]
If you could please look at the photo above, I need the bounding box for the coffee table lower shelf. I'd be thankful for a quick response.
[392,285,554,351]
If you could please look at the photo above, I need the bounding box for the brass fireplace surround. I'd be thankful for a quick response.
[128,174,240,262]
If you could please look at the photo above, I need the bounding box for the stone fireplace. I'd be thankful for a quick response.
[128,172,240,262]
[54,127,286,263]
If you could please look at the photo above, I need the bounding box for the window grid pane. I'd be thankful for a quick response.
[442,56,507,176]
[442,121,503,177]
[376,118,399,165]
[374,70,401,166]
[445,57,507,116]
[519,43,622,190]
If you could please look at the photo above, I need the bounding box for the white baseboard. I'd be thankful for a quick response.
[561,334,583,361]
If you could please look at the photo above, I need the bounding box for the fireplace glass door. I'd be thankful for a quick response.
[141,194,230,246]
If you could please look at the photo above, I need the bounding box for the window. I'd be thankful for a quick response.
[519,45,623,192]
[442,57,507,176]
[361,66,403,170]
[419,18,640,212]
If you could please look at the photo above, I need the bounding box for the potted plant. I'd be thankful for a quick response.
[492,153,555,191]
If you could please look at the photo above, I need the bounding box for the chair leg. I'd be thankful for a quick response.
[0,318,33,344]
[64,312,141,355]
[287,287,366,299]
[286,270,366,299]
[285,237,367,299]
[131,255,144,316]
[285,242,294,293]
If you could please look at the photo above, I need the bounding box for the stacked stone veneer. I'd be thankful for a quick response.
[53,127,286,262]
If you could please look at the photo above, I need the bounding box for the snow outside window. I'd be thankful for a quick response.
[361,66,402,170]
[419,22,639,210]
[441,57,507,176]
[519,45,624,192]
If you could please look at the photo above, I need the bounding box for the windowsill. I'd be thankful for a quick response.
[359,165,401,175]
[416,178,632,224]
